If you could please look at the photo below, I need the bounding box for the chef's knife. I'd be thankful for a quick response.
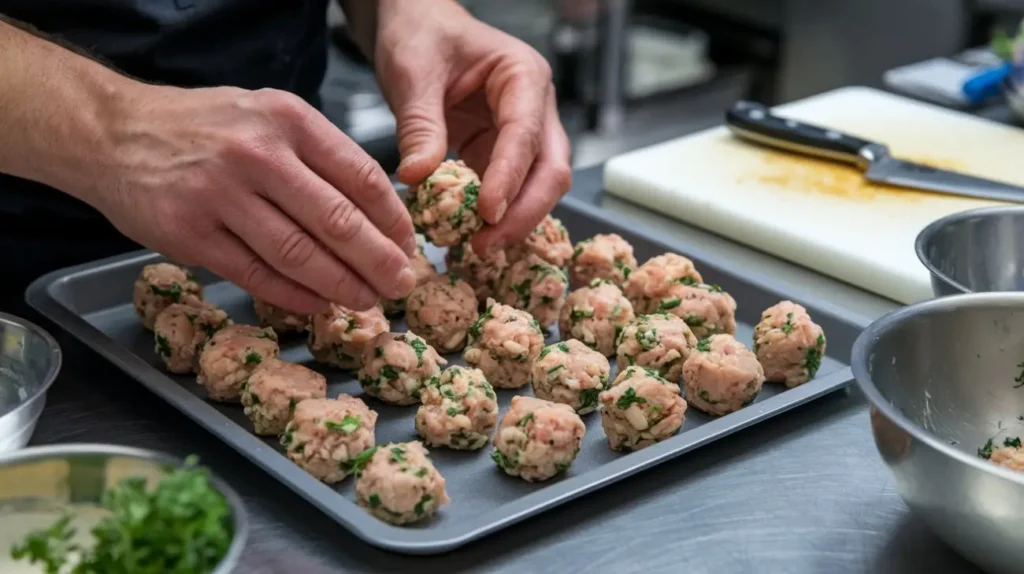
[724,100,1024,203]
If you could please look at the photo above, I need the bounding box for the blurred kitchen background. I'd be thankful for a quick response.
[323,0,1024,172]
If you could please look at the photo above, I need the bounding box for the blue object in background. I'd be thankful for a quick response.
[962,62,1012,103]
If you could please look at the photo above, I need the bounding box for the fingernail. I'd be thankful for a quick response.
[494,199,508,222]
[399,153,422,173]
[396,265,417,295]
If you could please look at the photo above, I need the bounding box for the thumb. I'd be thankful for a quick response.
[386,79,448,185]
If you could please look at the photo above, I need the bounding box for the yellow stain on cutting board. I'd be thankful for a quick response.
[737,147,972,202]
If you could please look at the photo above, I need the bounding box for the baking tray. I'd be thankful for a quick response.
[26,194,866,555]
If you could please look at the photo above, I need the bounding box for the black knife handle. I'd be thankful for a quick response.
[725,101,881,168]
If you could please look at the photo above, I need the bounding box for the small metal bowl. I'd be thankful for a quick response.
[915,205,1024,297]
[852,292,1024,574]
[0,312,62,452]
[0,444,248,573]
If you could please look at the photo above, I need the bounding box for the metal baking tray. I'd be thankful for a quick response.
[26,194,865,555]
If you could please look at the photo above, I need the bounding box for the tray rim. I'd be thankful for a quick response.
[25,194,870,555]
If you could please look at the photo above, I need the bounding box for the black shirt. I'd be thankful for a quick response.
[0,0,330,222]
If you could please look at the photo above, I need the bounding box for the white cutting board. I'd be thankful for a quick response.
[603,86,1024,304]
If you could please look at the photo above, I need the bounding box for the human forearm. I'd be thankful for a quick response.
[0,19,136,203]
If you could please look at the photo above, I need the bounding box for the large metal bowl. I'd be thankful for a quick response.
[852,292,1024,574]
[0,312,62,452]
[915,205,1024,297]
[0,444,248,573]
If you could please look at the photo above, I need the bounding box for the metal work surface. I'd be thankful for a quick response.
[27,186,858,554]
[23,167,984,572]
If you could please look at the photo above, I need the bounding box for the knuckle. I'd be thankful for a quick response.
[353,157,389,194]
[331,269,365,303]
[324,198,363,243]
[253,88,308,122]
[551,163,573,195]
[222,126,277,164]
[275,229,318,269]
[372,248,407,280]
[240,256,271,294]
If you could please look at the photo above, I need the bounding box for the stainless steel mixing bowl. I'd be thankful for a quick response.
[852,292,1024,574]
[0,312,62,452]
[0,444,248,573]
[915,205,1024,297]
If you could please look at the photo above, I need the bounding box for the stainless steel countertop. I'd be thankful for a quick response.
[28,166,984,574]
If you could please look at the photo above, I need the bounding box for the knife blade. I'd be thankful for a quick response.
[724,100,1024,203]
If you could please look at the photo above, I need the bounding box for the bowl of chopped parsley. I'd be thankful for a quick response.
[0,444,247,574]
[852,292,1024,574]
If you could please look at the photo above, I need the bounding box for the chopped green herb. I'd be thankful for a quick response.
[530,319,543,334]
[555,462,570,474]
[696,337,711,352]
[280,426,295,447]
[244,351,262,366]
[155,334,171,358]
[289,397,299,413]
[446,406,465,417]
[408,337,428,366]
[341,446,378,476]
[257,331,277,341]
[637,326,659,351]
[614,259,632,279]
[802,333,825,377]
[375,346,384,358]
[683,314,705,328]
[1005,436,1022,449]
[572,245,585,260]
[539,345,554,359]
[781,312,795,335]
[325,415,361,434]
[380,365,401,381]
[677,277,698,286]
[345,317,357,333]
[414,494,433,516]
[578,388,600,411]
[512,278,533,306]
[557,342,569,353]
[150,282,183,303]
[368,493,382,509]
[706,284,723,293]
[415,467,429,478]
[658,297,681,311]
[390,446,407,463]
[547,364,565,377]
[616,387,647,409]
[570,307,594,321]
[518,412,534,428]
[184,312,197,324]
[469,305,493,340]
[979,438,995,459]
[491,449,512,470]
[698,390,719,404]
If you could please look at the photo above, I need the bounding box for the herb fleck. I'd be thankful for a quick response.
[414,494,433,516]
[658,297,681,311]
[244,351,262,366]
[150,282,182,302]
[390,446,407,463]
[781,312,795,335]
[325,414,361,434]
[579,388,600,411]
[369,493,382,508]
[155,334,171,357]
[380,365,401,381]
[616,387,647,409]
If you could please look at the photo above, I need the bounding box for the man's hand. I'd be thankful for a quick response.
[85,85,418,313]
[371,0,572,254]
